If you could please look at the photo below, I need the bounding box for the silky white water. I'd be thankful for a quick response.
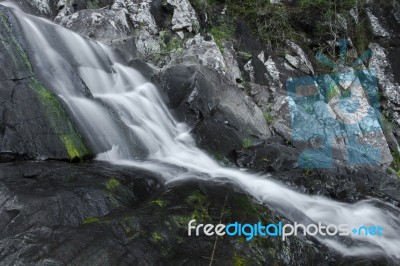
[4,3,400,261]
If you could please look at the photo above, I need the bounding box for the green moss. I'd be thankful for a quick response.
[171,215,193,228]
[233,254,248,266]
[150,199,166,208]
[151,232,164,243]
[227,1,294,49]
[105,178,121,191]
[263,111,274,124]
[159,31,182,54]
[31,79,90,160]
[238,51,252,61]
[299,0,356,9]
[186,191,208,205]
[81,217,100,225]
[210,24,234,53]
[185,191,211,222]
[242,139,252,149]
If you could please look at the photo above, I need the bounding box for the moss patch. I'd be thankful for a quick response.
[151,232,164,243]
[150,199,166,208]
[233,254,248,266]
[105,178,121,191]
[30,78,90,160]
[185,191,211,222]
[242,139,252,149]
[210,23,234,53]
[81,217,100,225]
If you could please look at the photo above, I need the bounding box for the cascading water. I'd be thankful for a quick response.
[4,3,400,261]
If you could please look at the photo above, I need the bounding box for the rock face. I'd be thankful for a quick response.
[0,6,91,161]
[0,161,342,265]
[1,160,398,265]
[55,6,137,56]
[167,0,199,33]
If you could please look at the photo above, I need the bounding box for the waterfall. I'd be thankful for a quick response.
[4,4,400,261]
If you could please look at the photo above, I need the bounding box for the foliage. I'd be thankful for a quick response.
[263,111,273,124]
[210,23,235,53]
[227,0,293,48]
[263,105,274,124]
[159,31,182,54]
[299,0,356,10]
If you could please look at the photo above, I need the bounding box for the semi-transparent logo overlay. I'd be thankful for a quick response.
[286,39,381,168]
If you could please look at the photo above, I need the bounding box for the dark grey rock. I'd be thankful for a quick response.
[160,63,271,156]
[236,138,299,172]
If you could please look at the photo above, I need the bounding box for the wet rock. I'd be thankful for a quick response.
[0,160,160,265]
[278,166,400,206]
[0,163,338,265]
[160,62,271,156]
[236,138,300,172]
[1,161,397,265]
[0,6,91,161]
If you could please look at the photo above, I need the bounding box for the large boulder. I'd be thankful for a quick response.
[54,7,137,57]
[160,61,271,156]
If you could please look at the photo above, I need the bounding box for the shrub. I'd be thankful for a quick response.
[210,24,234,53]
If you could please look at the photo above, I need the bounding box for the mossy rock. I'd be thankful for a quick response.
[0,7,92,161]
